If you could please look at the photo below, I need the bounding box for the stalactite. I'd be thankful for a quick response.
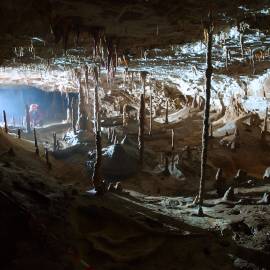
[77,71,89,131]
[114,45,118,71]
[198,12,214,215]
[138,94,145,167]
[106,37,113,77]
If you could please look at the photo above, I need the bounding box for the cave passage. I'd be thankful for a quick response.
[0,85,77,127]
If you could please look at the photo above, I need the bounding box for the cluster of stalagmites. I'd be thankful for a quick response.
[214,167,270,204]
[218,109,269,152]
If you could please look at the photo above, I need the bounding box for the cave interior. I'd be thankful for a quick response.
[1,1,270,270]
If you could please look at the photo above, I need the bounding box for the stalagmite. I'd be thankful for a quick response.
[107,127,111,141]
[261,107,268,141]
[124,67,128,87]
[45,148,51,168]
[71,98,78,134]
[198,12,214,215]
[225,46,231,69]
[92,66,103,193]
[240,33,244,59]
[231,127,240,151]
[25,105,31,133]
[33,128,39,155]
[17,129,21,139]
[234,169,247,187]
[140,71,148,95]
[111,128,115,143]
[123,104,128,127]
[113,134,118,144]
[149,93,153,135]
[171,129,175,151]
[138,93,145,167]
[131,71,134,91]
[53,132,57,152]
[3,110,8,133]
[170,128,175,171]
[209,123,213,138]
[238,22,246,59]
[223,186,235,201]
[263,167,270,181]
[215,168,226,197]
[165,99,169,124]
[258,192,270,204]
[163,153,170,176]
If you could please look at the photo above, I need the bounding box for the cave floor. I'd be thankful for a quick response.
[1,103,270,269]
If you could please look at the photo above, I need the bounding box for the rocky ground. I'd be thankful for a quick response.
[1,89,270,269]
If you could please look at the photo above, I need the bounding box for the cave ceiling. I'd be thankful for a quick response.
[0,0,270,61]
[0,0,270,93]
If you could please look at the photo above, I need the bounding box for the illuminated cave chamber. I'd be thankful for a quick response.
[1,1,270,270]
[0,85,78,127]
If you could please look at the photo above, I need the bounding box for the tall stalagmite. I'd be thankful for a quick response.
[92,66,103,193]
[198,12,214,214]
[138,94,145,167]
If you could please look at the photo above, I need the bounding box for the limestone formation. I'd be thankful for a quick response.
[263,167,270,181]
[261,107,268,141]
[165,99,169,124]
[223,186,235,201]
[92,66,104,193]
[25,105,31,133]
[234,169,247,187]
[3,110,8,133]
[45,148,51,169]
[198,12,214,211]
[149,93,153,135]
[258,192,270,204]
[215,168,226,197]
[17,129,21,139]
[123,104,128,127]
[114,182,123,192]
[138,94,145,167]
[53,132,57,152]
[33,128,39,155]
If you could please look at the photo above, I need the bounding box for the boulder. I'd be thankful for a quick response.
[86,142,138,181]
